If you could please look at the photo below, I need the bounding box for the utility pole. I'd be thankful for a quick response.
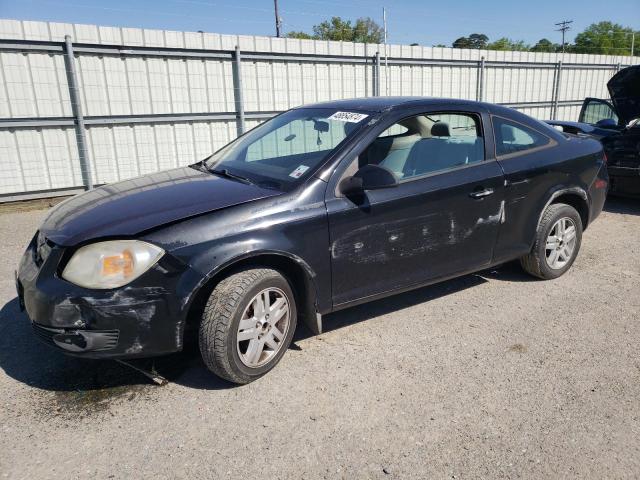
[632,31,635,57]
[383,7,389,95]
[555,20,573,53]
[273,0,282,38]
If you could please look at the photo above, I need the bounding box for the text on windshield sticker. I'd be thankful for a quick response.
[328,111,369,123]
[289,165,310,178]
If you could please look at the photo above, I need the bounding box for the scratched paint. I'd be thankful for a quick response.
[331,200,508,266]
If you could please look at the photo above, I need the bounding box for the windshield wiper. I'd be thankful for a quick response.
[209,168,254,185]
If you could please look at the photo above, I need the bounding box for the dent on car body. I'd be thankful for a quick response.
[330,200,505,265]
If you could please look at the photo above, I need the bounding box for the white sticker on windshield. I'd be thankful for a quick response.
[328,111,369,123]
[289,165,310,178]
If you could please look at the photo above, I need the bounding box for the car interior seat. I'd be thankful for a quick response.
[405,122,451,176]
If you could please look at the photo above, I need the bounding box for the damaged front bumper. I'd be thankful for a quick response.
[16,233,204,359]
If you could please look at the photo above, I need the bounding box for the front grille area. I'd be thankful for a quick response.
[32,323,120,352]
[31,323,63,346]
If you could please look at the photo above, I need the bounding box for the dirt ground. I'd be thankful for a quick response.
[0,198,639,479]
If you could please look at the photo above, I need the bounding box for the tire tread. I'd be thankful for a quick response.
[199,268,280,384]
[520,203,581,280]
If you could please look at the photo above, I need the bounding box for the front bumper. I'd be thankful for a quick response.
[16,234,204,359]
[607,165,640,197]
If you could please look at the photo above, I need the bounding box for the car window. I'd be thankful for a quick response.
[360,112,484,180]
[378,124,409,137]
[581,100,618,125]
[246,118,350,162]
[493,117,551,157]
[205,108,370,191]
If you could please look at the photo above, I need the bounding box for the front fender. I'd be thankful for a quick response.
[143,179,332,336]
[192,249,323,334]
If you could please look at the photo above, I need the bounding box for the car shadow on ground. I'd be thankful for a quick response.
[0,270,495,394]
[604,196,640,216]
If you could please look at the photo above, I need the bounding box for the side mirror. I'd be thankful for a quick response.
[339,164,398,196]
[338,175,364,196]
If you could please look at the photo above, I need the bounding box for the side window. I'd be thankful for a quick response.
[378,124,409,138]
[360,112,484,180]
[492,117,551,157]
[580,99,618,126]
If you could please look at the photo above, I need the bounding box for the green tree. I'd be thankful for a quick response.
[286,31,313,40]
[352,17,384,44]
[573,21,635,55]
[287,16,383,43]
[452,33,488,49]
[452,36,472,49]
[468,33,489,49]
[530,38,558,52]
[487,37,529,51]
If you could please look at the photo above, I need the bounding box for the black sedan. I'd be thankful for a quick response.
[547,65,640,197]
[17,97,608,384]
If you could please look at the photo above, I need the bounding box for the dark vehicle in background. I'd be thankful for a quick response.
[547,65,640,198]
[16,97,608,384]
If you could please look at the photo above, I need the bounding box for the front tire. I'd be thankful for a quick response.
[520,203,583,280]
[199,268,297,384]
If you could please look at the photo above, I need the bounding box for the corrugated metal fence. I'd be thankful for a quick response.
[1,19,638,201]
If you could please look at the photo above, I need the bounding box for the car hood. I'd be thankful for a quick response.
[39,166,282,246]
[608,65,640,124]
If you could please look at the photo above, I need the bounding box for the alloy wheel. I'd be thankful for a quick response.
[545,217,577,270]
[236,287,291,367]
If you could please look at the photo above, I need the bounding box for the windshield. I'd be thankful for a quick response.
[203,108,372,191]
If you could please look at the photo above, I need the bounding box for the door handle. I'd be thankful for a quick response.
[469,188,494,199]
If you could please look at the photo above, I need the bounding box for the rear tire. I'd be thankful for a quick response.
[199,268,297,384]
[520,203,583,280]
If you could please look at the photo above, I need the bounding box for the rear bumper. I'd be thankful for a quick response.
[607,165,640,198]
[587,162,609,226]
[16,234,204,359]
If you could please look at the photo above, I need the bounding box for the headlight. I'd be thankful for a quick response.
[62,240,164,289]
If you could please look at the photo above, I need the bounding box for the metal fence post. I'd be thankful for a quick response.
[374,51,381,96]
[63,35,93,190]
[232,45,246,136]
[551,60,563,120]
[476,56,485,102]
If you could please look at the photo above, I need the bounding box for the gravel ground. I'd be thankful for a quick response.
[0,198,639,479]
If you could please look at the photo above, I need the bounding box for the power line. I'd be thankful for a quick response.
[555,19,573,54]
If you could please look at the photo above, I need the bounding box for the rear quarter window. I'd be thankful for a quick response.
[492,116,552,157]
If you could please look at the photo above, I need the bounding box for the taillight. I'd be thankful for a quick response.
[602,151,608,164]
[595,178,608,189]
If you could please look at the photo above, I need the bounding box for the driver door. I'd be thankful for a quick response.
[326,109,505,307]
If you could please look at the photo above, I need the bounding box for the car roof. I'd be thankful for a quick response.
[295,96,491,112]
[294,96,566,141]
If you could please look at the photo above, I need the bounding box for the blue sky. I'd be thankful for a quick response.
[0,0,638,47]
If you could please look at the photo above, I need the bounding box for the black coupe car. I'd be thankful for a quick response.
[17,97,608,384]
[547,65,640,197]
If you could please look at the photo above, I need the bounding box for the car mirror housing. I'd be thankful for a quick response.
[339,175,364,196]
[355,164,399,190]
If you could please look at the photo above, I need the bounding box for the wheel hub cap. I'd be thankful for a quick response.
[545,217,577,270]
[236,287,290,368]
